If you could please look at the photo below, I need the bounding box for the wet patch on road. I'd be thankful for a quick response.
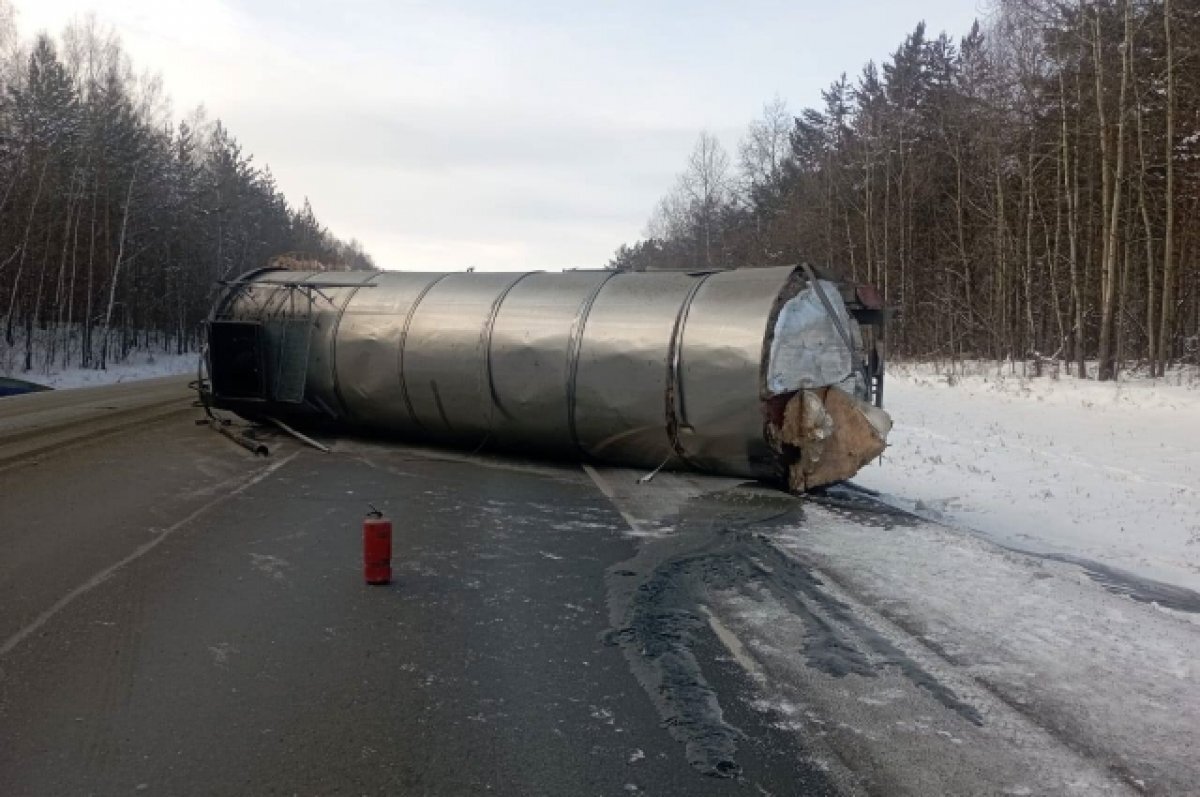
[803,482,923,530]
[747,539,983,726]
[605,555,745,778]
[602,482,984,783]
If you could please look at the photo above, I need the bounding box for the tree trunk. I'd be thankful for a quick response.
[995,161,1008,360]
[1024,140,1037,357]
[65,171,85,368]
[82,176,98,368]
[26,223,54,372]
[1157,0,1177,375]
[99,166,138,370]
[1134,85,1156,370]
[4,157,51,346]
[1096,1,1131,381]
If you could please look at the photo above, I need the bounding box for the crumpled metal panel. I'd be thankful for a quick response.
[210,265,884,482]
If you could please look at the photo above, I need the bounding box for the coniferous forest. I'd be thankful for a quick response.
[611,1,1200,379]
[0,5,372,375]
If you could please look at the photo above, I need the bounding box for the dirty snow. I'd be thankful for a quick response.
[855,363,1200,593]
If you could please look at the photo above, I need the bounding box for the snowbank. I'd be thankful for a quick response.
[855,362,1200,592]
[0,348,196,390]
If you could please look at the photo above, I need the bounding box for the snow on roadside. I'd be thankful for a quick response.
[855,363,1200,592]
[767,504,1200,795]
[0,349,197,390]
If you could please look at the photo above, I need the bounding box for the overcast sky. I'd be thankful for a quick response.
[15,0,985,272]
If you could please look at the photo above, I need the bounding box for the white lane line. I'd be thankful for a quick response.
[581,463,653,535]
[699,604,767,684]
[0,452,300,659]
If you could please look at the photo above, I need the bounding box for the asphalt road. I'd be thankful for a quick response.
[0,381,1174,796]
[0,375,194,467]
[0,382,838,796]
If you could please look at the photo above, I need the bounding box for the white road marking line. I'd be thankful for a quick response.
[581,463,653,535]
[0,452,300,659]
[700,604,767,684]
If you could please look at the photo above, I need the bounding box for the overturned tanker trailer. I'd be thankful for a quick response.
[201,265,891,491]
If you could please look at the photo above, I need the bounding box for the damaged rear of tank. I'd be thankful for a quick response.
[201,265,890,491]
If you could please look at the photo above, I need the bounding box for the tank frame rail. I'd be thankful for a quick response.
[838,282,889,408]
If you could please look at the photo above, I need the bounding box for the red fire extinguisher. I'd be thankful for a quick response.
[363,505,392,585]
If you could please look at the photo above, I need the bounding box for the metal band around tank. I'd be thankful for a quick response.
[327,272,377,420]
[663,272,717,469]
[564,270,620,458]
[482,271,539,424]
[397,273,452,431]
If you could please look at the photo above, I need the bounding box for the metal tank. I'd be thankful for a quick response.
[202,265,890,489]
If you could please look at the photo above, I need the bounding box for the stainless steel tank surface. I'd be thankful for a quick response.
[204,266,890,488]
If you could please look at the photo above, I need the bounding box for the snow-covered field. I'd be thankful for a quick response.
[855,363,1200,593]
